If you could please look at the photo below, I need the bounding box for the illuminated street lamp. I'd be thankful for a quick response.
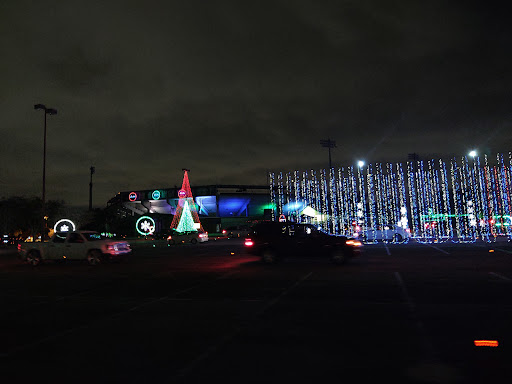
[469,150,477,158]
[357,160,365,168]
[34,104,57,241]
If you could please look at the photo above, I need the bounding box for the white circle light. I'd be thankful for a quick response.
[54,218,76,232]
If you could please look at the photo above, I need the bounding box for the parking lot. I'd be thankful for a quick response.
[1,239,511,383]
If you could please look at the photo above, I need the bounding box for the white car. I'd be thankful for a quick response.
[18,231,131,265]
[167,231,208,245]
[363,225,410,243]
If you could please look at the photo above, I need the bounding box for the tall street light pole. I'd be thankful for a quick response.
[89,166,95,210]
[34,104,57,241]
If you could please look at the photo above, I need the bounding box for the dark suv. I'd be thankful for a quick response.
[244,221,362,264]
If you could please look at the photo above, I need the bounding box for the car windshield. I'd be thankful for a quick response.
[82,232,105,241]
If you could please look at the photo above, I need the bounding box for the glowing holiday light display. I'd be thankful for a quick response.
[170,170,203,233]
[269,152,512,243]
[54,219,76,232]
[136,216,155,236]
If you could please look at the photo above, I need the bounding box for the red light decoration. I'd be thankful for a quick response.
[474,340,499,347]
[129,192,137,201]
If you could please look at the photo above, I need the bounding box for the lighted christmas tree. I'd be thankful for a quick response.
[176,200,196,232]
[170,169,204,233]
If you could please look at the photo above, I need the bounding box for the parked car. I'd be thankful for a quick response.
[223,225,251,238]
[244,221,362,264]
[167,230,209,245]
[17,231,131,266]
[362,225,410,243]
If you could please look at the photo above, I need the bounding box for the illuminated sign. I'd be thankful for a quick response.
[152,190,161,200]
[54,219,76,232]
[129,192,138,201]
[178,189,187,198]
[279,214,287,222]
[136,216,155,236]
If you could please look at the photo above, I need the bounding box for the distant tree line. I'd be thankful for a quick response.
[0,196,136,239]
[0,196,64,239]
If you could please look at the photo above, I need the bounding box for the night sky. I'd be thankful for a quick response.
[1,0,511,207]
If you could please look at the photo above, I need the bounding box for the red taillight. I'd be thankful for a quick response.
[167,236,172,240]
[222,230,227,234]
[346,240,362,247]
[245,238,254,247]
[17,244,21,251]
[199,234,205,238]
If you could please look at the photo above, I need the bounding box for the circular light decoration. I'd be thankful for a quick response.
[136,216,156,236]
[152,190,161,200]
[129,192,138,201]
[54,219,76,232]
[178,189,187,198]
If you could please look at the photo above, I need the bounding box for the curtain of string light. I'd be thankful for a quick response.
[269,153,512,243]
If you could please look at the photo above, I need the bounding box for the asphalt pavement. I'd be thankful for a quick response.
[0,239,511,383]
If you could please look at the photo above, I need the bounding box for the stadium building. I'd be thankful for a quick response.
[106,184,272,235]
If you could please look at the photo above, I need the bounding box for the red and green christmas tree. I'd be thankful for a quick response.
[170,169,204,233]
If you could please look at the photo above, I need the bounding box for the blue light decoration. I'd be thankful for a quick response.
[407,160,419,237]
[269,172,276,222]
[366,164,376,241]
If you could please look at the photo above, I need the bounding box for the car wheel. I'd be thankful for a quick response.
[86,250,102,265]
[27,250,41,266]
[262,249,278,264]
[331,248,347,265]
[393,234,403,243]
[191,238,198,244]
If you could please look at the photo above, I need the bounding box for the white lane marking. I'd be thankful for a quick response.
[0,270,239,357]
[394,272,436,358]
[495,248,512,255]
[383,243,391,255]
[489,272,512,282]
[422,243,450,255]
[175,271,313,379]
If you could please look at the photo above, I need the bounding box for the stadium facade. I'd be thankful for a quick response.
[107,185,272,234]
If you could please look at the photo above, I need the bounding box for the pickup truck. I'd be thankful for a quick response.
[18,231,131,266]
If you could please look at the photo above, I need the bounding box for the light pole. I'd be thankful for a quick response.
[320,138,336,170]
[89,166,95,210]
[34,104,57,241]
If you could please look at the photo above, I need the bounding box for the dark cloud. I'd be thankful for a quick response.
[1,0,511,206]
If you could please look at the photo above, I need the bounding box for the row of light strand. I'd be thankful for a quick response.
[269,152,512,243]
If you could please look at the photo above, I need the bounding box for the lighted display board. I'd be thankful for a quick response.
[54,219,76,232]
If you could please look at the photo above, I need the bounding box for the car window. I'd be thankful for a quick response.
[82,232,104,241]
[67,233,85,243]
[52,233,67,243]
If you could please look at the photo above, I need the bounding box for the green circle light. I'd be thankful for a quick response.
[136,216,156,236]
[152,190,161,200]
